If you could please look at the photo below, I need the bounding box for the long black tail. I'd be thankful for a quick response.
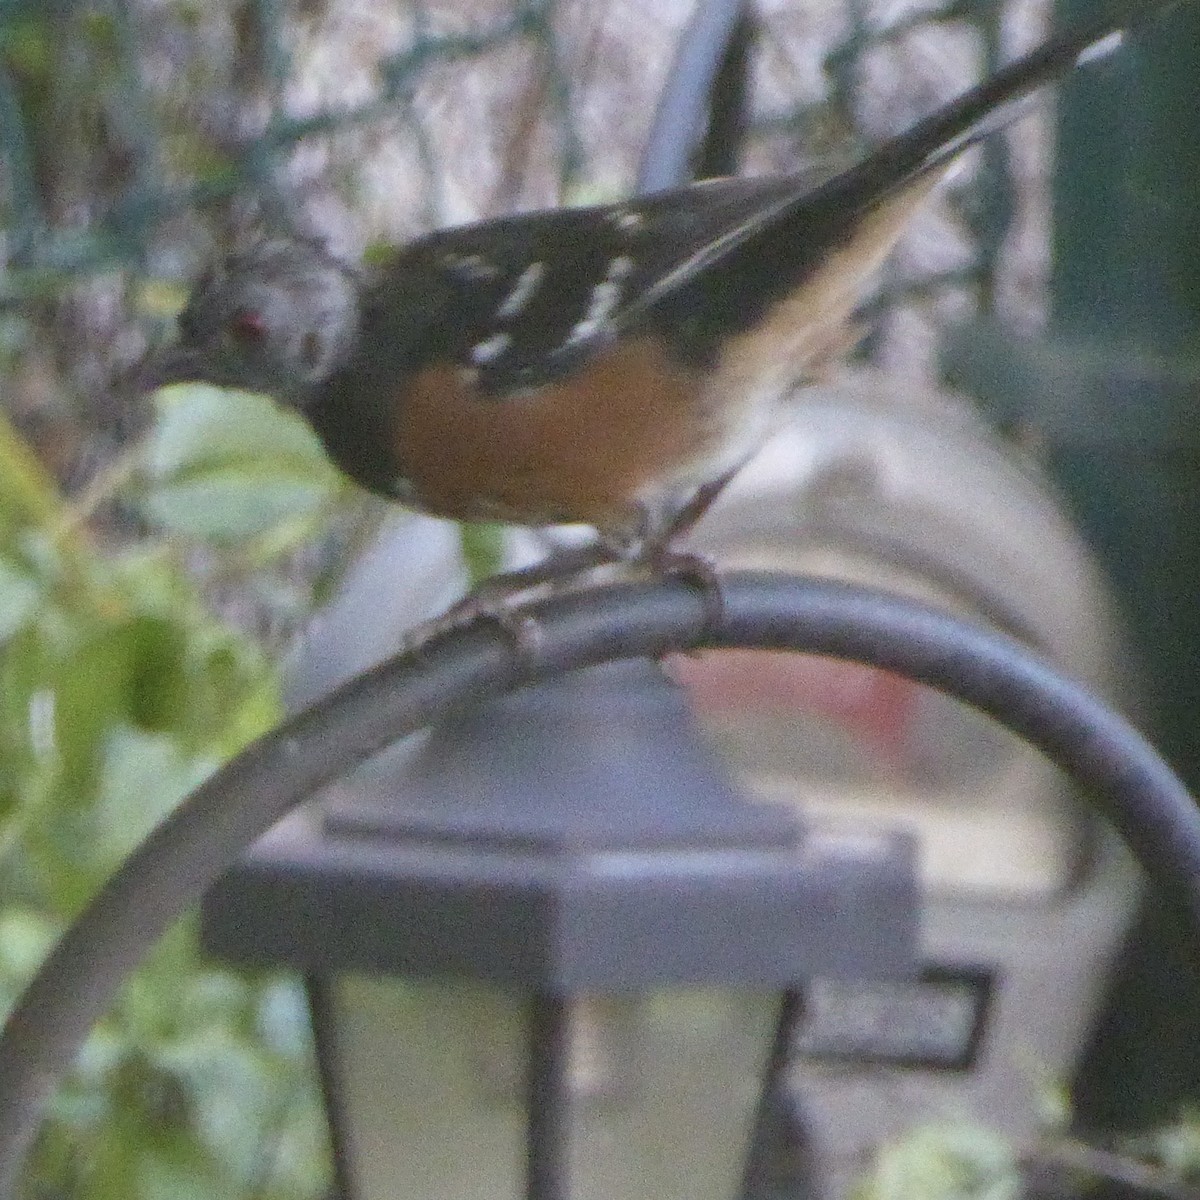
[823,0,1165,218]
[655,0,1175,350]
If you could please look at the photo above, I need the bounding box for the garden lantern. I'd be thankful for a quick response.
[201,658,917,1200]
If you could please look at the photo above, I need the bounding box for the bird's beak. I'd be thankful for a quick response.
[133,344,211,393]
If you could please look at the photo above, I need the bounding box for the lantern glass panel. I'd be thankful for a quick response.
[332,977,779,1200]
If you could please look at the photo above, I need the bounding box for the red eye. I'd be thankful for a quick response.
[229,310,267,343]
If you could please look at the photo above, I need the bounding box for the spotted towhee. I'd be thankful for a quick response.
[142,5,1158,567]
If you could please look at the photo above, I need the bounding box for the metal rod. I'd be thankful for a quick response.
[737,989,812,1200]
[304,975,359,1200]
[636,0,748,193]
[3,570,1200,1195]
[525,992,572,1200]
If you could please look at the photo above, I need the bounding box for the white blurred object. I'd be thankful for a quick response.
[680,366,1124,897]
[674,367,1138,1199]
[281,366,1138,1200]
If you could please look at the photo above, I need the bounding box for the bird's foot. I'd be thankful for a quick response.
[400,543,618,659]
[645,546,727,638]
[406,593,547,659]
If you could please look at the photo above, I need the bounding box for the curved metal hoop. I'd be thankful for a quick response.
[0,570,1197,1196]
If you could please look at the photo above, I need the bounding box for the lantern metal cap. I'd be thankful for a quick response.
[201,660,918,990]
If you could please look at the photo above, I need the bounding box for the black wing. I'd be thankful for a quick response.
[368,172,822,391]
[371,0,1143,394]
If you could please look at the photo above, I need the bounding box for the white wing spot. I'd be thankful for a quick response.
[497,262,546,319]
[471,332,512,364]
[565,280,622,346]
[561,256,636,347]
[610,208,643,232]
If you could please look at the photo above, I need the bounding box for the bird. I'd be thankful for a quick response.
[141,4,1158,589]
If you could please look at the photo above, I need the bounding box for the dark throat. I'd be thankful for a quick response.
[303,366,403,497]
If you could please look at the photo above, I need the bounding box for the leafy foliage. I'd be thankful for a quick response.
[851,1122,1021,1200]
[1122,1107,1200,1188]
[141,385,341,546]
[852,1113,1200,1200]
[0,386,339,1199]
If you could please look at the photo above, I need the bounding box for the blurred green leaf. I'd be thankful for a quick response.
[0,408,64,529]
[0,400,328,1197]
[1139,1109,1200,1180]
[0,553,41,642]
[146,385,332,477]
[178,971,254,1032]
[140,384,340,544]
[0,17,54,80]
[143,472,333,542]
[40,614,192,800]
[852,1122,1020,1200]
[0,907,59,1005]
[93,726,214,869]
[459,520,507,584]
[163,1026,281,1179]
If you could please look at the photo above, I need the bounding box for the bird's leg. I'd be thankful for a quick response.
[466,540,622,608]
[641,467,744,635]
[400,539,621,656]
[646,546,728,638]
[660,466,742,545]
[400,464,742,658]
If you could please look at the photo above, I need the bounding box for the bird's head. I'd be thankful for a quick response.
[140,236,361,406]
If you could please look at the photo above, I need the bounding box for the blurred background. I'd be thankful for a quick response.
[1,0,1199,1197]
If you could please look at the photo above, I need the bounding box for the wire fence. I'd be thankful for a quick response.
[0,0,1050,482]
[0,8,1112,1195]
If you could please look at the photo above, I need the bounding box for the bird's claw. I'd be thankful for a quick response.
[648,547,727,638]
[399,580,546,661]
